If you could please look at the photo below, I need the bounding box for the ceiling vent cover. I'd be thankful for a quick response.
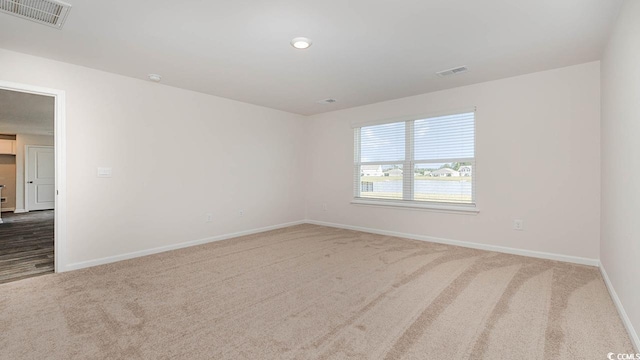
[436,66,468,77]
[0,0,72,29]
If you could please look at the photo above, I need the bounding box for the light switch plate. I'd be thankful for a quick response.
[97,167,112,178]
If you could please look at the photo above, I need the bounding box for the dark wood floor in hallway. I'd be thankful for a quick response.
[0,210,54,284]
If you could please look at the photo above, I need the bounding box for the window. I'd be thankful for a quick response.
[353,110,476,210]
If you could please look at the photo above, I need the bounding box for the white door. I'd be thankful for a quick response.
[27,146,55,211]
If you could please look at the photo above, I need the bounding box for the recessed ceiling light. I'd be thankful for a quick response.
[291,37,312,49]
[148,74,162,82]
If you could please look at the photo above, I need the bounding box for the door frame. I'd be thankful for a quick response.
[25,145,56,212]
[0,80,67,273]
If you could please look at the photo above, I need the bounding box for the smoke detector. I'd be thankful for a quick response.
[148,74,162,82]
[436,66,469,77]
[0,0,72,29]
[317,98,337,104]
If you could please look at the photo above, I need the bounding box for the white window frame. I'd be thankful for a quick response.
[352,108,478,213]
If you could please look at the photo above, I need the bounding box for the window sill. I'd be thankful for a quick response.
[351,199,480,214]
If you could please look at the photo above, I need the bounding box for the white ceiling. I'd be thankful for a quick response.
[0,89,54,136]
[0,0,623,115]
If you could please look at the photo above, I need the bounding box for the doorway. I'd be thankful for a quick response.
[0,80,67,282]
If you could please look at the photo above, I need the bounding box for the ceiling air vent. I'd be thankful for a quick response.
[0,0,72,29]
[436,66,468,77]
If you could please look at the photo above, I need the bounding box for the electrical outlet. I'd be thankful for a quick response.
[239,210,244,217]
[206,213,213,223]
[322,203,328,211]
[513,219,524,231]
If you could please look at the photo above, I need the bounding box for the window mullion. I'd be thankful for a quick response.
[404,121,414,201]
[354,128,362,198]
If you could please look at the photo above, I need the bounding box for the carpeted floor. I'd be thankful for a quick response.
[0,224,633,359]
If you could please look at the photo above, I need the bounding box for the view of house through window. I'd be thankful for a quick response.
[354,111,475,207]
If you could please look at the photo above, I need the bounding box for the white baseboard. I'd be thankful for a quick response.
[13,209,27,213]
[63,217,597,270]
[64,218,598,270]
[1,207,15,212]
[305,219,599,267]
[599,262,640,352]
[64,220,306,271]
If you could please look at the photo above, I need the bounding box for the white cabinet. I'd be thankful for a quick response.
[0,139,16,155]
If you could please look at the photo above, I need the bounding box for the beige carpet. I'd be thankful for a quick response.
[0,224,633,359]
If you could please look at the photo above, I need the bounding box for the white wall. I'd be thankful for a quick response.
[601,0,640,349]
[0,49,604,267]
[15,134,54,212]
[306,62,601,261]
[0,48,307,267]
